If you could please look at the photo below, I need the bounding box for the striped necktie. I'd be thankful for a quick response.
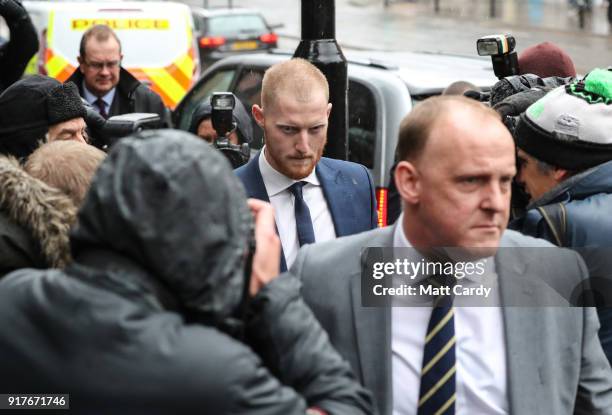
[417,279,456,415]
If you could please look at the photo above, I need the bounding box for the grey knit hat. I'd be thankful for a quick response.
[514,68,612,171]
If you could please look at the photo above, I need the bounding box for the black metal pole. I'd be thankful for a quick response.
[434,0,440,14]
[490,0,496,18]
[293,0,348,160]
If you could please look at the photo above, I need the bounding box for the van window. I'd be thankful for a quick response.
[348,80,376,169]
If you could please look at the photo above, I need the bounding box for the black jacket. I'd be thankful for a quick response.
[0,0,39,93]
[66,67,170,126]
[0,156,75,277]
[0,130,374,415]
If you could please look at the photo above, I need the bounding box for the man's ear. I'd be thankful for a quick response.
[553,168,571,182]
[326,102,332,118]
[252,104,265,128]
[77,56,85,74]
[395,160,421,205]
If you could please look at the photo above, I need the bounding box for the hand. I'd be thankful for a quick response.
[247,199,280,297]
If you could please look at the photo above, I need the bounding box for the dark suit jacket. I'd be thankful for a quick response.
[291,226,612,415]
[235,152,378,271]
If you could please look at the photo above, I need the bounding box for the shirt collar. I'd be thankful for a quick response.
[258,146,320,197]
[82,82,116,109]
[392,214,495,283]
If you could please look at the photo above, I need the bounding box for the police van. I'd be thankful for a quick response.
[23,1,200,109]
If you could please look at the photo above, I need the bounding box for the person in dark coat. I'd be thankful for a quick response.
[65,24,169,126]
[0,75,89,277]
[0,0,38,93]
[0,130,374,415]
[0,155,75,277]
[509,68,612,363]
[0,75,88,159]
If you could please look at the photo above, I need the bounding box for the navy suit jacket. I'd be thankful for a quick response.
[235,152,378,271]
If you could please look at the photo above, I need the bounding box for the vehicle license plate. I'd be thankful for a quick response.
[231,41,258,50]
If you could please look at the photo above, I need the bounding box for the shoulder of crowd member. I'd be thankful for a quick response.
[291,227,386,279]
[318,157,377,227]
[119,70,170,126]
[0,156,76,270]
[318,157,375,191]
[244,274,375,415]
[319,156,367,173]
[0,2,39,92]
[0,210,46,276]
[0,268,306,413]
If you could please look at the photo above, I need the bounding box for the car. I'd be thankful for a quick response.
[173,49,497,226]
[191,7,281,68]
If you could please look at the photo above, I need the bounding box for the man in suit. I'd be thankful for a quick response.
[291,95,612,414]
[66,24,168,125]
[236,58,377,271]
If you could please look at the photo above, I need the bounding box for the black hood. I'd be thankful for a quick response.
[71,130,252,320]
[188,99,253,143]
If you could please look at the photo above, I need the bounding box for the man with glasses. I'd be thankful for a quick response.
[66,24,168,126]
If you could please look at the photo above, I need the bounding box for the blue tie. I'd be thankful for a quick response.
[417,278,456,415]
[289,181,315,246]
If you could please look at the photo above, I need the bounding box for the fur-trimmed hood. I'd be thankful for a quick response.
[0,156,76,268]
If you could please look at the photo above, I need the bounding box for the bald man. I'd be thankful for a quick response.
[291,95,612,415]
[235,58,377,271]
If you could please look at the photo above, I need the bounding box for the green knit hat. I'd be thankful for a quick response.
[515,68,612,170]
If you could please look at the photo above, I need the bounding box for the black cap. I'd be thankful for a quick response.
[0,75,87,159]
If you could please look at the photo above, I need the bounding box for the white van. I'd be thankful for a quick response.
[23,1,200,109]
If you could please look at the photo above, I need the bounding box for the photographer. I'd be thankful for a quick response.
[508,69,612,364]
[0,0,38,93]
[187,94,252,168]
[0,130,374,414]
[188,98,252,145]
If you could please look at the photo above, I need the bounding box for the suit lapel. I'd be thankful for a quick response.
[238,152,270,202]
[237,152,288,270]
[317,159,357,237]
[350,226,395,415]
[497,245,542,415]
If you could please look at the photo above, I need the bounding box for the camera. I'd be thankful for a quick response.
[477,34,519,79]
[211,92,250,168]
[83,100,161,150]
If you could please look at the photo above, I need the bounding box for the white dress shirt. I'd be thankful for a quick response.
[391,215,508,415]
[258,147,336,268]
[82,83,116,116]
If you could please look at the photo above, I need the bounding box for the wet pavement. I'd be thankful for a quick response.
[183,0,612,74]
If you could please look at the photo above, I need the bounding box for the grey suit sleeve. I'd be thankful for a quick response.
[574,255,612,415]
[246,273,374,415]
[291,243,309,282]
